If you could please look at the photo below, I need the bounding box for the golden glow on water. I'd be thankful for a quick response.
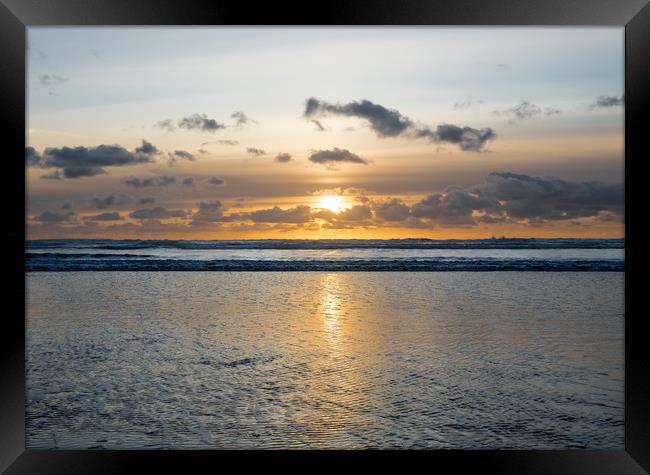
[320,273,343,347]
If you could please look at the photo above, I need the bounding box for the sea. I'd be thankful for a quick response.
[25,238,624,449]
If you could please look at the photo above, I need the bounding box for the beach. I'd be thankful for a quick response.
[26,271,623,449]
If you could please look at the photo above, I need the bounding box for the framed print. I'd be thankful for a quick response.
[2,0,649,472]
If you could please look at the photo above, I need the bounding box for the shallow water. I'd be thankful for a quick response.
[26,272,623,449]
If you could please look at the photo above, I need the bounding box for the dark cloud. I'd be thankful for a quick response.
[411,187,498,226]
[245,205,312,223]
[178,114,226,132]
[139,197,155,204]
[168,150,196,165]
[61,201,73,210]
[246,147,266,157]
[308,148,367,165]
[172,150,195,161]
[304,98,412,138]
[275,153,292,163]
[159,176,176,186]
[91,194,116,210]
[231,111,256,127]
[39,74,68,86]
[373,198,411,222]
[29,142,158,178]
[182,177,195,187]
[590,95,624,109]
[26,147,43,167]
[208,176,225,186]
[134,140,160,155]
[191,201,225,224]
[129,207,188,220]
[311,120,327,131]
[410,172,623,225]
[304,97,495,151]
[125,176,175,188]
[125,177,155,188]
[480,172,623,221]
[83,212,123,222]
[40,171,62,180]
[415,125,497,152]
[544,107,562,116]
[34,210,75,223]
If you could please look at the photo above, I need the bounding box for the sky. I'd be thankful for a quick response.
[26,27,624,239]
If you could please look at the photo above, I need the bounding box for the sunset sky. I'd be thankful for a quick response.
[26,27,624,239]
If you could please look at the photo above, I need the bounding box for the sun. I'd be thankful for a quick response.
[317,195,345,212]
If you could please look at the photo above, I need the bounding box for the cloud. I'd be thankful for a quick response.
[373,198,411,222]
[178,114,226,132]
[129,207,188,220]
[28,142,158,178]
[26,147,43,167]
[275,153,292,163]
[304,97,412,138]
[415,124,497,152]
[208,176,225,186]
[125,177,155,188]
[231,111,256,127]
[139,197,155,204]
[411,187,497,226]
[334,204,372,222]
[191,201,225,224]
[33,210,75,223]
[172,150,195,161]
[493,101,543,123]
[155,119,176,132]
[202,140,239,147]
[168,149,196,165]
[61,201,73,210]
[91,194,116,209]
[312,186,373,197]
[590,95,624,109]
[246,147,266,157]
[311,120,327,131]
[246,205,312,223]
[308,148,367,165]
[159,176,176,186]
[125,176,175,188]
[182,177,195,187]
[39,74,68,86]
[304,97,495,151]
[82,212,123,221]
[480,172,623,221]
[40,171,62,180]
[544,107,562,116]
[134,140,160,155]
[453,98,484,110]
[409,172,623,226]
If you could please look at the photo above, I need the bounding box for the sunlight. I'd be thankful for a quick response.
[317,195,345,212]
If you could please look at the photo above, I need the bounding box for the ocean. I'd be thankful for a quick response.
[25,239,624,449]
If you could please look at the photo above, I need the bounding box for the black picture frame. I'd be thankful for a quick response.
[2,0,649,472]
